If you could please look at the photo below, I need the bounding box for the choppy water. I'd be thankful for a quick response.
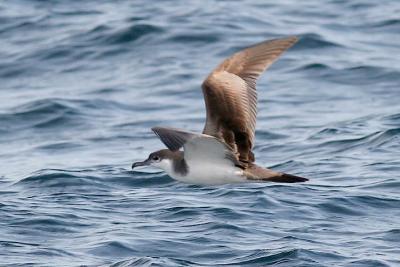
[1,0,400,266]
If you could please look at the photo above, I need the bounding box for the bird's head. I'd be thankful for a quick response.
[132,149,175,173]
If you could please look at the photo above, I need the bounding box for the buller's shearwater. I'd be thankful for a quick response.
[132,36,309,185]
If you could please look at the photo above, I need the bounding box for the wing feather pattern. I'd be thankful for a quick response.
[152,127,197,151]
[202,36,298,164]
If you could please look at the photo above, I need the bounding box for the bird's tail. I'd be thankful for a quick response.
[265,173,308,183]
[244,165,309,183]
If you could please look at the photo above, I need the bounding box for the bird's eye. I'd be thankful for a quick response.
[152,156,160,161]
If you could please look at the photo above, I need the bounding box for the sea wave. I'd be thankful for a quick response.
[1,0,399,266]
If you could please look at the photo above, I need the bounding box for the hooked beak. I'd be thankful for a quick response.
[131,159,150,169]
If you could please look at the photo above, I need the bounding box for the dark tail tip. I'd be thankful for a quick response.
[269,173,309,183]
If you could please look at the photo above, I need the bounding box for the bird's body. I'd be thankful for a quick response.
[132,36,309,185]
[162,159,306,185]
[162,157,245,185]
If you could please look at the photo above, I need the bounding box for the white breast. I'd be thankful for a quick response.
[170,162,246,185]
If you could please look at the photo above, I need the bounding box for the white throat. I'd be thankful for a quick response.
[151,159,174,176]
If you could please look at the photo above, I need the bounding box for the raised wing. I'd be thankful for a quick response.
[152,126,197,151]
[202,36,298,164]
[152,126,243,168]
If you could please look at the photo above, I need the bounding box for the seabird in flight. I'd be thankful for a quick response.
[132,36,308,185]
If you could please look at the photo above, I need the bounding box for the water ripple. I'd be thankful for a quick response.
[88,24,164,45]
[1,0,399,266]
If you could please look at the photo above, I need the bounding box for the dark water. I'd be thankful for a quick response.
[1,0,400,266]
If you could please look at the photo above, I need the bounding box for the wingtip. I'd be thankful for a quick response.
[252,35,299,49]
[151,126,160,133]
[279,35,299,47]
[287,35,299,42]
[150,126,199,151]
[151,126,178,135]
[290,36,299,45]
[151,126,162,138]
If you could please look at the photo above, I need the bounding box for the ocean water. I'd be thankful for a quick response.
[1,0,399,266]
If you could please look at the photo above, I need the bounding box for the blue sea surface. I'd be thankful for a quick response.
[1,0,400,266]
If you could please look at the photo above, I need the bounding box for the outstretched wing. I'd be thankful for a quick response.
[202,36,298,163]
[152,126,244,168]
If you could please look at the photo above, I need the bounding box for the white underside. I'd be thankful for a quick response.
[152,159,246,185]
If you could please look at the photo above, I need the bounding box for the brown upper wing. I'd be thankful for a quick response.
[201,36,298,164]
